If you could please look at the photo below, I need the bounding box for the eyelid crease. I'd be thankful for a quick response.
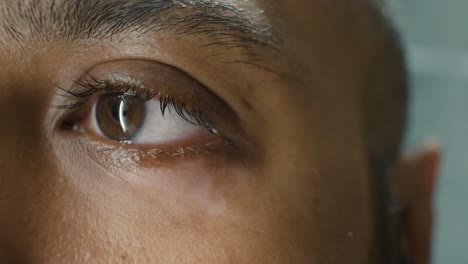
[76,137,245,177]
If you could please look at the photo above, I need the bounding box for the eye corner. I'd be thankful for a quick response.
[60,120,76,131]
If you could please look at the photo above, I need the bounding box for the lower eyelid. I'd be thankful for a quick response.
[77,138,236,173]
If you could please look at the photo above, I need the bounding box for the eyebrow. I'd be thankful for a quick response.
[0,0,280,53]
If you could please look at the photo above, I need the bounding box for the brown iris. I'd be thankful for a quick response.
[96,94,147,141]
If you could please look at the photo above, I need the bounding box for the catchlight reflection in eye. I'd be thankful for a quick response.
[88,93,210,145]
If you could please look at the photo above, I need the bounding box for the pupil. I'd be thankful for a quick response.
[111,103,122,120]
[96,94,146,142]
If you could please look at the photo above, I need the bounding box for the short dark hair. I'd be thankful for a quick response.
[362,1,408,166]
[361,2,409,264]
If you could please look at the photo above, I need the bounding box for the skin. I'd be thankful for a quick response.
[0,0,440,263]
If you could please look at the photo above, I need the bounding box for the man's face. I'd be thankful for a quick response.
[0,0,435,263]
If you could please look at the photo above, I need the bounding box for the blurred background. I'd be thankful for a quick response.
[392,0,468,263]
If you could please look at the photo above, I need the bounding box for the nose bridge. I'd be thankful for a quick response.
[0,63,50,263]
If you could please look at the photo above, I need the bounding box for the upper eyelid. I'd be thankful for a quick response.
[75,75,156,99]
[51,59,242,133]
[54,61,238,121]
[52,75,157,109]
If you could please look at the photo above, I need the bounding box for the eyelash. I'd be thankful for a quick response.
[54,75,219,135]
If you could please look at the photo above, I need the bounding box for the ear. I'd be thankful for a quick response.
[392,141,441,264]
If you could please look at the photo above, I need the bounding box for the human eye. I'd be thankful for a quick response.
[88,91,212,146]
[53,60,247,164]
[67,77,219,148]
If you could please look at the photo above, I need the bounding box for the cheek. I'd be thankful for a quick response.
[136,162,228,217]
[40,140,251,262]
